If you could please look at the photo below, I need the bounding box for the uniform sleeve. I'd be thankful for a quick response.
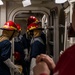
[1,41,11,61]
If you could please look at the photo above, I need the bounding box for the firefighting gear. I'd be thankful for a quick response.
[0,40,11,75]
[24,49,28,55]
[0,21,18,31]
[15,23,22,38]
[0,21,19,40]
[27,16,42,39]
[16,23,21,32]
[28,22,46,75]
[30,33,46,75]
[4,58,21,74]
[16,65,23,74]
[0,35,9,42]
[30,37,46,59]
[14,34,29,75]
[27,16,39,26]
[24,49,28,60]
[27,23,44,32]
[30,58,36,75]
[14,34,28,61]
[0,21,19,75]
[2,30,17,40]
[27,23,44,39]
[33,29,42,38]
[31,37,44,45]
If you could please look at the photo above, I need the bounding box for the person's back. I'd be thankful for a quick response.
[0,40,11,75]
[0,21,22,75]
[30,36,46,59]
[14,35,25,61]
[14,33,29,59]
[14,34,29,75]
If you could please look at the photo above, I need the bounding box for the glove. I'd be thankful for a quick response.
[24,49,28,60]
[15,65,23,74]
[24,54,28,60]
[24,49,28,55]
[4,58,21,74]
[13,65,21,73]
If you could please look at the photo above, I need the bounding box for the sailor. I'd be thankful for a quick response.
[0,21,22,75]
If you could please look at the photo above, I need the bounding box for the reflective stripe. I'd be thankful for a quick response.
[3,25,17,30]
[31,37,44,45]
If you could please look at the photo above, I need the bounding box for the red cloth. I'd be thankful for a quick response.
[53,44,75,75]
[14,51,21,61]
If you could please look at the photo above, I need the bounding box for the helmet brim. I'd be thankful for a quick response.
[29,28,44,31]
[0,28,18,31]
[36,21,41,24]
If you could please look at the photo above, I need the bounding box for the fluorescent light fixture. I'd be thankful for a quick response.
[55,0,67,4]
[22,0,31,7]
[0,0,3,5]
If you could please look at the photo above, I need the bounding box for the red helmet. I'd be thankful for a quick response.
[16,23,21,32]
[1,21,18,31]
[27,16,39,26]
[27,22,43,32]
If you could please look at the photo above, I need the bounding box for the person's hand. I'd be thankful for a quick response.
[36,54,56,70]
[33,61,50,75]
[3,58,23,74]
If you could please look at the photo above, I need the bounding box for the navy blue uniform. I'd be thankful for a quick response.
[0,40,11,75]
[14,34,29,75]
[14,34,29,60]
[30,37,46,59]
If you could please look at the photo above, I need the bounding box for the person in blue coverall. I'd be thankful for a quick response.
[27,22,46,75]
[0,21,22,75]
[14,23,29,75]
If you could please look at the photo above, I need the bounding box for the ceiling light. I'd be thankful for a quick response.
[55,0,67,4]
[0,0,3,5]
[22,0,31,7]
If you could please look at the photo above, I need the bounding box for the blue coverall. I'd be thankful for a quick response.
[14,34,29,75]
[0,40,11,75]
[30,36,46,59]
